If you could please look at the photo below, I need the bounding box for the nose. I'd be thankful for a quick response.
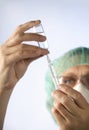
[77,78,85,85]
[77,77,89,90]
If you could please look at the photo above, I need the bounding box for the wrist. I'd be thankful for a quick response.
[0,88,4,96]
[0,87,13,97]
[0,87,13,130]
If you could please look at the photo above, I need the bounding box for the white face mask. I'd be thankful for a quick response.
[74,83,89,103]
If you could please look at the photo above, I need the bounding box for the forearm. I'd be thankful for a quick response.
[0,89,13,130]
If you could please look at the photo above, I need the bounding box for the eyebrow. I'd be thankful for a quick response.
[62,73,77,77]
[62,72,89,78]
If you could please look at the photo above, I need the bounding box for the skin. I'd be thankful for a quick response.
[0,20,49,130]
[52,65,89,130]
[0,20,89,130]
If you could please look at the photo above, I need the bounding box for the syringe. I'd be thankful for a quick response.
[33,24,59,89]
[46,54,59,89]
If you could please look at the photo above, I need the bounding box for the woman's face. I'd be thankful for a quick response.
[59,65,89,89]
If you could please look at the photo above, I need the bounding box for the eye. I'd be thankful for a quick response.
[63,79,74,84]
[59,76,76,87]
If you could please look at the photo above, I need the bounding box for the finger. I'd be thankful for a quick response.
[53,101,73,120]
[52,90,80,115]
[5,20,42,46]
[6,33,46,47]
[7,47,49,63]
[52,108,65,126]
[59,85,88,108]
[15,20,41,33]
[22,33,46,42]
[5,44,48,55]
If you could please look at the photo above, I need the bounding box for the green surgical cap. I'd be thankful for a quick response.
[45,46,89,120]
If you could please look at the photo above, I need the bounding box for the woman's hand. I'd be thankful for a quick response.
[52,85,89,130]
[0,20,49,93]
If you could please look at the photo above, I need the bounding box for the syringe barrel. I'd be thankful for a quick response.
[47,55,59,89]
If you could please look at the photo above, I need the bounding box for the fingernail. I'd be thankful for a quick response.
[37,20,41,23]
[40,36,46,41]
[35,19,41,23]
[42,49,49,55]
[36,49,48,56]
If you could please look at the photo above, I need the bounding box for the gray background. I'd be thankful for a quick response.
[0,0,89,130]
